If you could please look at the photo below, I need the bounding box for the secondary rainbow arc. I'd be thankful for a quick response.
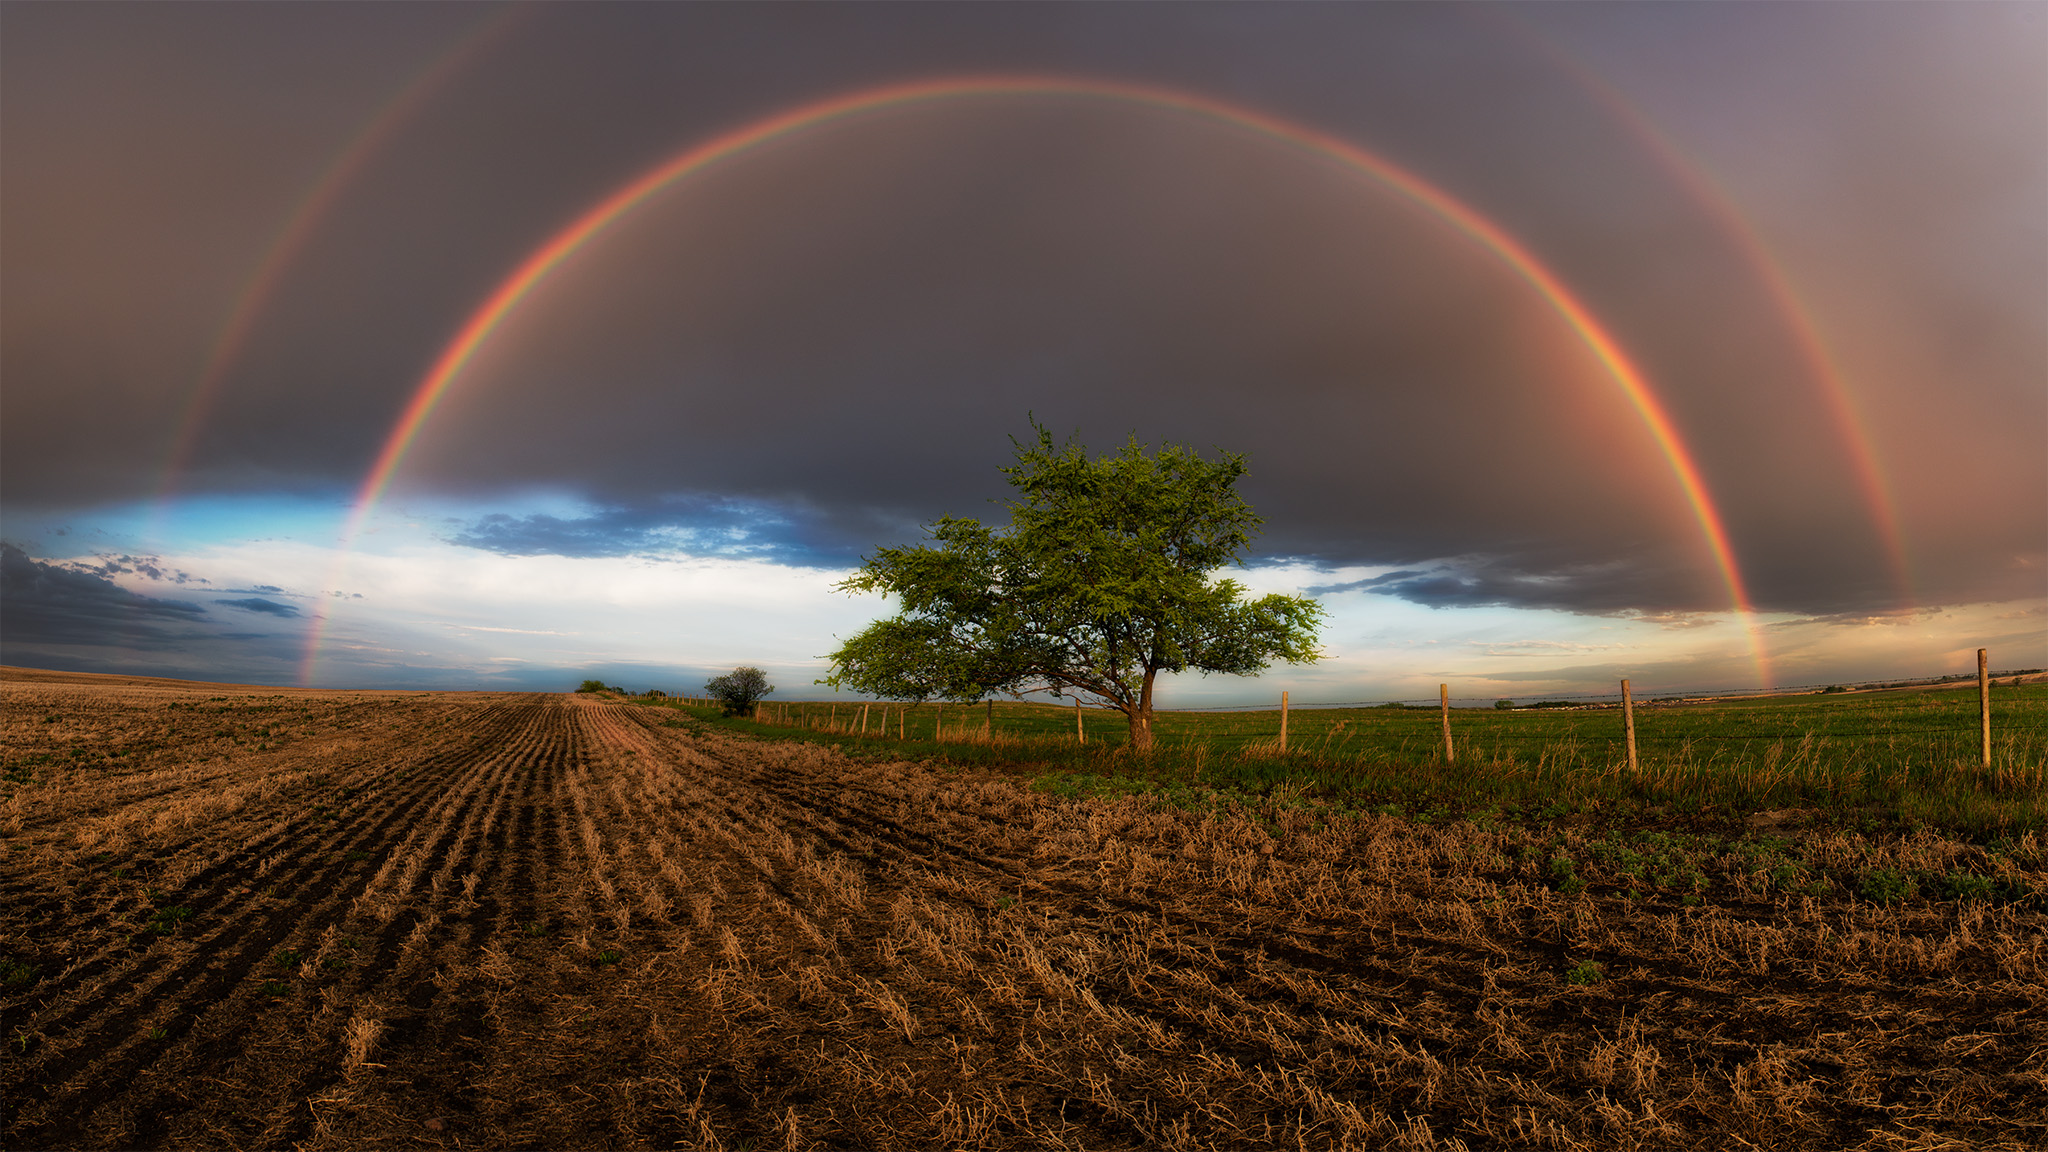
[302,74,1770,687]
[147,7,534,539]
[1502,21,1914,605]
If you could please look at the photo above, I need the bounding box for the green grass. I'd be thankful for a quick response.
[639,683,2048,835]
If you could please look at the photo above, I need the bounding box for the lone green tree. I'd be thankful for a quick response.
[824,423,1323,751]
[705,666,774,716]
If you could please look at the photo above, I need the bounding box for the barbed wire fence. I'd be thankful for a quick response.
[670,650,2042,771]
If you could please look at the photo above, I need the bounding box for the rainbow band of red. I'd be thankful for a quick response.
[309,74,1768,685]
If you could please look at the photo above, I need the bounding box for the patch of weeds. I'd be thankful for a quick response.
[345,849,371,862]
[322,956,352,971]
[1565,960,1605,986]
[1766,862,1816,894]
[1034,773,1151,801]
[1859,869,1914,905]
[258,979,290,998]
[995,896,1016,911]
[145,905,194,934]
[0,959,39,987]
[1549,856,1587,896]
[1935,871,1999,903]
[146,1026,168,1041]
[523,919,550,938]
[273,949,301,969]
[596,948,623,966]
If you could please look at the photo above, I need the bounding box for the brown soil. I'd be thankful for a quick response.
[2,680,2043,1150]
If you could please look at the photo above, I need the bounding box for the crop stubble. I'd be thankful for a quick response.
[2,677,2044,1149]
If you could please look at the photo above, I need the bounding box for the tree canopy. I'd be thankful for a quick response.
[824,423,1323,750]
[705,666,774,716]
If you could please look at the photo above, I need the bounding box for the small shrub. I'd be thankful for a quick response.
[1938,871,1998,903]
[1859,869,1913,905]
[1566,960,1604,985]
[705,667,774,717]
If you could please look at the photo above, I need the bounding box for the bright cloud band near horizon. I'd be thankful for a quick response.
[303,73,1771,687]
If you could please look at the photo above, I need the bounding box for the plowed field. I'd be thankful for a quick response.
[3,673,2044,1149]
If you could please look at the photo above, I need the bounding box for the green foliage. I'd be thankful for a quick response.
[145,905,194,934]
[825,421,1323,749]
[705,667,774,716]
[1937,871,1998,902]
[576,679,608,694]
[1565,960,1605,986]
[683,682,2048,834]
[1495,699,1515,710]
[1858,868,1913,905]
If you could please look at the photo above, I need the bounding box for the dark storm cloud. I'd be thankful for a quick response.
[1304,572,1432,597]
[443,496,917,567]
[4,4,2040,620]
[0,543,310,681]
[70,554,203,585]
[1,542,206,646]
[1309,557,1714,616]
[215,597,300,618]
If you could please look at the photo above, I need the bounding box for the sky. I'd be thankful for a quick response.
[3,2,2043,704]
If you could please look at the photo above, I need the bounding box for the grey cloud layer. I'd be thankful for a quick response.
[4,4,2040,620]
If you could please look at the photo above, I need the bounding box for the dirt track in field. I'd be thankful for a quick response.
[3,678,2045,1149]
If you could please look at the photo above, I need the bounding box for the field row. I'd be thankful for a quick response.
[2,679,2044,1148]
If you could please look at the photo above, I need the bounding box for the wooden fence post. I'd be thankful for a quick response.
[1621,678,1639,774]
[1280,690,1289,753]
[860,704,868,735]
[1980,648,1992,770]
[935,703,943,743]
[898,707,905,740]
[986,699,993,740]
[1076,697,1085,745]
[1440,684,1454,764]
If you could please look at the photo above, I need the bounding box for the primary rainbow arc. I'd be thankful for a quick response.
[303,74,1770,687]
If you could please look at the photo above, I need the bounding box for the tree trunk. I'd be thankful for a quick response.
[1130,667,1158,752]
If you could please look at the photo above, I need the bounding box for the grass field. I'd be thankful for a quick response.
[706,680,2048,834]
[4,668,2045,1149]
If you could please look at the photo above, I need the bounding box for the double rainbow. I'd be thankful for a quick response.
[303,74,1771,685]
